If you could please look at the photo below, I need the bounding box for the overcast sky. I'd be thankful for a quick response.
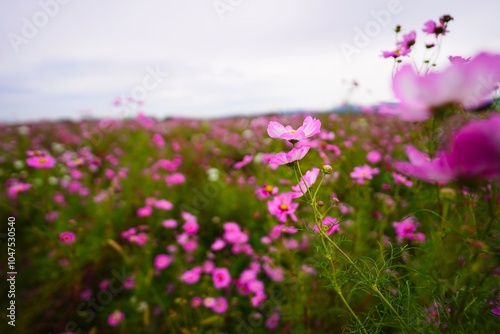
[1,0,500,123]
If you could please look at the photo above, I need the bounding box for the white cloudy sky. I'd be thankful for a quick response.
[1,0,500,123]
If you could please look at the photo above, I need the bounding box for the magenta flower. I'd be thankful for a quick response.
[366,150,382,164]
[267,193,299,223]
[107,310,125,326]
[255,184,278,200]
[384,52,500,121]
[212,267,231,289]
[7,182,31,199]
[26,155,56,169]
[183,220,199,235]
[137,206,152,217]
[350,164,380,184]
[59,231,76,244]
[395,115,500,183]
[154,254,172,270]
[233,155,253,169]
[392,217,425,243]
[267,116,321,142]
[291,167,319,198]
[154,199,173,210]
[269,146,310,166]
[396,30,416,52]
[212,297,228,313]
[313,216,340,236]
[181,267,202,284]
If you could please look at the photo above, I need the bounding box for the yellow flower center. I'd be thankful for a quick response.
[289,129,296,133]
[279,204,289,211]
[265,185,273,193]
[38,157,47,164]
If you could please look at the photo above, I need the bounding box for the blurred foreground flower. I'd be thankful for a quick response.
[395,114,500,183]
[380,52,500,121]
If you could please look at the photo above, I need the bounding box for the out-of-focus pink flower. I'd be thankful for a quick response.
[137,206,152,217]
[269,146,310,166]
[384,52,500,121]
[350,164,380,184]
[154,254,172,270]
[107,310,125,326]
[183,220,199,235]
[233,155,253,169]
[152,133,165,147]
[162,219,177,228]
[267,193,299,223]
[8,182,31,199]
[181,267,202,284]
[154,199,173,210]
[291,167,319,198]
[367,150,382,164]
[396,115,500,183]
[165,173,186,186]
[191,296,202,308]
[211,238,226,251]
[212,297,228,313]
[396,31,416,52]
[313,216,340,236]
[212,267,231,289]
[267,116,321,142]
[255,184,278,200]
[392,217,425,243]
[59,231,76,244]
[26,155,56,168]
[266,313,280,330]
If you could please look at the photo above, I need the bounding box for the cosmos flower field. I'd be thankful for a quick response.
[2,15,500,334]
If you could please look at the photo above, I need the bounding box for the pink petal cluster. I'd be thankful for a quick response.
[267,116,321,142]
[350,164,380,184]
[267,193,299,223]
[269,146,310,166]
[26,155,56,169]
[59,231,76,244]
[107,310,125,326]
[395,115,500,183]
[154,254,172,270]
[392,217,425,243]
[291,167,319,198]
[212,267,231,289]
[381,52,500,121]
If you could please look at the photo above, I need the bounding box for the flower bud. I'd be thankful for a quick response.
[439,187,456,202]
[322,165,333,174]
[317,200,324,207]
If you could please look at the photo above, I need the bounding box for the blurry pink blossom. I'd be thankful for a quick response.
[267,116,321,142]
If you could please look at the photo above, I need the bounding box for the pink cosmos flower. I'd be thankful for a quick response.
[154,254,172,270]
[162,219,178,228]
[191,296,203,308]
[7,182,31,199]
[26,155,56,169]
[255,184,278,200]
[291,167,319,198]
[233,155,253,169]
[392,217,425,243]
[266,313,280,330]
[366,150,382,164]
[183,220,199,235]
[267,116,321,142]
[396,30,416,52]
[212,297,228,313]
[211,238,226,251]
[267,193,299,223]
[313,216,340,236]
[152,133,165,147]
[154,199,173,210]
[212,267,231,289]
[107,310,125,326]
[395,115,500,183]
[181,267,202,284]
[350,164,380,184]
[383,52,500,121]
[59,231,76,244]
[137,206,152,217]
[269,146,310,166]
[448,56,470,65]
